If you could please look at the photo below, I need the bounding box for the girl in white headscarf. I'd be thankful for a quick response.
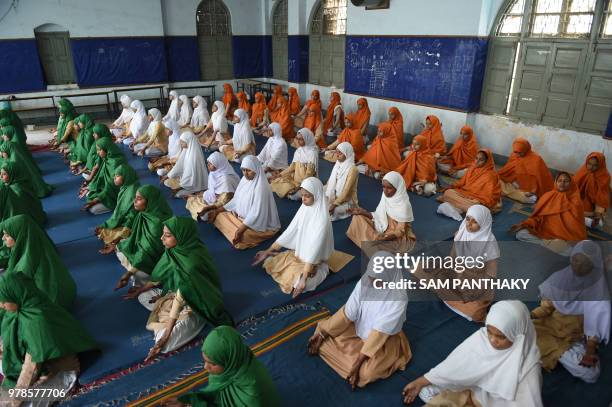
[257,122,288,178]
[270,128,318,200]
[308,251,412,389]
[208,155,281,249]
[110,94,134,137]
[121,100,148,145]
[133,108,168,157]
[177,95,193,127]
[186,151,240,221]
[256,177,333,298]
[149,118,181,176]
[163,90,180,122]
[532,240,610,383]
[190,95,210,133]
[163,131,208,198]
[325,142,359,221]
[200,101,229,150]
[219,108,256,163]
[347,171,416,253]
[403,301,543,407]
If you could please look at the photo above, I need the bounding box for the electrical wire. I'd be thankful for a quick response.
[0,0,18,25]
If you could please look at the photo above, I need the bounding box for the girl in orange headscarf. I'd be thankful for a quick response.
[387,107,405,150]
[438,149,501,220]
[353,98,371,137]
[302,103,325,149]
[511,172,586,255]
[498,137,554,204]
[359,122,401,178]
[574,152,610,229]
[250,92,267,133]
[222,83,238,119]
[287,87,301,116]
[271,97,295,140]
[236,91,251,116]
[323,114,365,162]
[417,115,446,156]
[438,125,479,178]
[395,135,437,196]
[323,92,344,137]
[268,85,285,111]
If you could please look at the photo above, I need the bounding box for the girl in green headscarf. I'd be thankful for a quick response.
[0,119,27,150]
[96,164,140,253]
[164,326,281,407]
[1,214,76,309]
[0,162,46,225]
[114,184,172,289]
[0,138,53,198]
[77,123,112,181]
[53,102,77,152]
[81,138,127,212]
[125,217,233,362]
[0,273,97,390]
[0,124,38,171]
[69,113,95,171]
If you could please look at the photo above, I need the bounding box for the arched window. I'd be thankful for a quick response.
[481,0,612,134]
[34,24,76,85]
[309,0,347,87]
[196,0,233,81]
[272,0,288,80]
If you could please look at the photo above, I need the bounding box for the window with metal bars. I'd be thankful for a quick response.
[196,0,233,81]
[272,0,288,80]
[309,0,347,87]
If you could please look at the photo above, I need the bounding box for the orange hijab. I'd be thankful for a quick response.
[222,83,238,119]
[272,98,294,140]
[337,113,365,160]
[573,152,611,212]
[323,92,343,133]
[304,103,324,148]
[250,92,266,128]
[288,87,301,115]
[395,134,437,186]
[498,138,554,197]
[268,85,285,111]
[305,90,322,112]
[452,149,501,209]
[236,91,251,116]
[420,115,446,155]
[353,98,371,134]
[442,125,478,170]
[361,122,401,173]
[388,107,404,150]
[521,173,587,241]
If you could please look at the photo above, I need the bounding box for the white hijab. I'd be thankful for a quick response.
[164,90,180,122]
[204,151,240,204]
[231,109,255,151]
[146,108,163,137]
[257,122,288,170]
[372,171,414,233]
[129,100,148,139]
[224,155,281,232]
[211,101,228,133]
[454,204,500,262]
[113,94,134,126]
[425,301,541,402]
[325,142,355,203]
[276,177,334,265]
[164,118,182,158]
[191,95,210,128]
[539,240,611,343]
[293,128,319,174]
[345,251,408,340]
[178,95,193,127]
[167,131,208,191]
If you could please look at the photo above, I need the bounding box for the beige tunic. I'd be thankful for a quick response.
[327,166,359,207]
[213,211,278,249]
[146,290,192,334]
[315,306,412,388]
[500,181,533,204]
[442,189,502,214]
[346,214,416,255]
[221,143,256,161]
[185,192,233,220]
[98,226,131,245]
[270,162,317,198]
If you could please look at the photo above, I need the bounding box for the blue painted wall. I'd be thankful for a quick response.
[165,36,200,82]
[0,39,46,94]
[288,35,309,83]
[232,35,273,79]
[606,112,612,139]
[345,36,488,112]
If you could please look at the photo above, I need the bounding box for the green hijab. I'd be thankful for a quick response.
[56,103,76,144]
[117,185,172,273]
[178,326,281,407]
[0,274,97,388]
[0,124,30,159]
[70,113,96,164]
[0,108,26,149]
[87,137,127,209]
[0,140,52,198]
[100,164,140,230]
[0,162,46,225]
[2,214,75,309]
[86,123,112,170]
[151,217,233,326]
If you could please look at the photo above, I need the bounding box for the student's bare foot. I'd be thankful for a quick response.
[307,333,325,355]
